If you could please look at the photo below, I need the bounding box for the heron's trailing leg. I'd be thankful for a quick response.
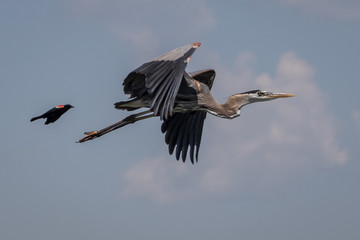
[77,110,154,143]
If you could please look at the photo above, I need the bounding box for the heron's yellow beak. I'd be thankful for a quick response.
[268,93,295,99]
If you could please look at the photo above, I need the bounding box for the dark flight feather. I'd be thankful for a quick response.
[122,43,199,120]
[161,69,215,163]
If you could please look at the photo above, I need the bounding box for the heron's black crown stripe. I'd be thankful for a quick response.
[240,90,261,94]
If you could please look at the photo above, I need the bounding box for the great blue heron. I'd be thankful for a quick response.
[78,42,294,163]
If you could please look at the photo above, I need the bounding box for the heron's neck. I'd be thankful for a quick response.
[206,96,248,119]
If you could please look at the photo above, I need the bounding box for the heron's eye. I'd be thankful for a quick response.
[257,91,268,97]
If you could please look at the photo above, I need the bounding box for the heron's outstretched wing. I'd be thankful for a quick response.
[161,69,216,163]
[123,42,201,120]
[188,69,216,89]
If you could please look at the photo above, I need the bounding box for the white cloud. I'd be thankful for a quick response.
[278,0,360,21]
[122,51,348,202]
[123,158,190,202]
[273,52,348,165]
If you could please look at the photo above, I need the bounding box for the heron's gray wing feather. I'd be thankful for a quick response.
[160,69,216,163]
[122,43,199,120]
[189,69,216,89]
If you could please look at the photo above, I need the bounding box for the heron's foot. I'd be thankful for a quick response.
[84,130,98,136]
[77,130,99,143]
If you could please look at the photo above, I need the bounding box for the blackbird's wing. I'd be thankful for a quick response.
[161,69,216,163]
[43,107,69,124]
[123,42,201,120]
[45,113,62,124]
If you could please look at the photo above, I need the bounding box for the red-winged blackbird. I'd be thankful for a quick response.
[31,104,74,125]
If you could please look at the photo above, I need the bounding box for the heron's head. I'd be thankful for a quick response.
[218,90,294,119]
[244,89,294,103]
[231,90,295,108]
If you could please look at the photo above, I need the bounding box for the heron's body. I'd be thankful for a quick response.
[116,73,209,113]
[78,43,294,163]
[115,71,251,119]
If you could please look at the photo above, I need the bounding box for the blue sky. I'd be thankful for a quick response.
[1,0,359,239]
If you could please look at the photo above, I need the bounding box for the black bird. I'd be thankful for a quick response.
[78,42,294,163]
[31,104,74,125]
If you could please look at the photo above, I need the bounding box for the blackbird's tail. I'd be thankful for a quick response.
[30,115,43,122]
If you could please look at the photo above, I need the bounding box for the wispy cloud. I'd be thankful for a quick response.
[214,51,348,165]
[264,51,348,165]
[123,158,191,202]
[278,0,360,21]
[122,50,348,202]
